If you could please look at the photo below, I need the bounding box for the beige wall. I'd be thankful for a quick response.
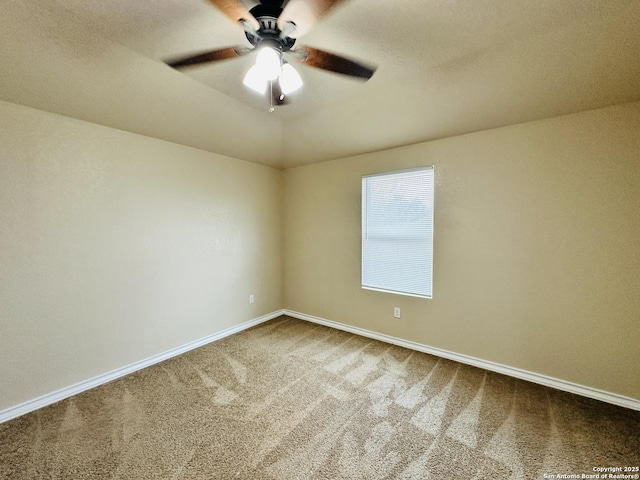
[0,101,282,411]
[283,101,640,400]
[2,99,639,414]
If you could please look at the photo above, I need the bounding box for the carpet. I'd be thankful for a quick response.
[1,315,639,479]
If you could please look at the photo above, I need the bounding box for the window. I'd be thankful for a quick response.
[362,167,434,298]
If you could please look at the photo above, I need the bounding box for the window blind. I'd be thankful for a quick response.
[362,167,434,298]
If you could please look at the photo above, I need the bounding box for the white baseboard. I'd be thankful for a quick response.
[283,309,640,411]
[3,308,637,424]
[0,310,285,424]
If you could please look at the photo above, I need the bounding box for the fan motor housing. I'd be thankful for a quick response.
[245,4,296,52]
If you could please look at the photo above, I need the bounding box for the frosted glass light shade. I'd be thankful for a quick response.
[243,46,304,98]
[243,65,268,94]
[255,46,281,81]
[280,63,303,94]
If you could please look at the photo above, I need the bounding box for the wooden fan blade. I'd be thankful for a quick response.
[277,0,346,38]
[165,46,248,69]
[206,0,259,30]
[292,46,376,80]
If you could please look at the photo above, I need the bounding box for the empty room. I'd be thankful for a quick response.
[1,0,639,478]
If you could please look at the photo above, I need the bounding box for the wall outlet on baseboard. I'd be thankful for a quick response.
[249,295,255,304]
[394,307,401,319]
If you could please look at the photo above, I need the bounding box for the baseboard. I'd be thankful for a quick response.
[0,310,285,424]
[4,308,637,423]
[283,309,640,411]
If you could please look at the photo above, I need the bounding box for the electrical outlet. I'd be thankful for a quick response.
[249,294,255,304]
[394,307,401,319]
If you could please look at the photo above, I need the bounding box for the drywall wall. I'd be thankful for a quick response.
[283,101,640,400]
[0,101,282,412]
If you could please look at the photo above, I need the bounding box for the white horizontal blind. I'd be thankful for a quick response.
[362,167,434,298]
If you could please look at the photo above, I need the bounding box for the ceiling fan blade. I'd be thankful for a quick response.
[206,0,260,30]
[291,46,376,80]
[277,0,346,38]
[165,46,249,69]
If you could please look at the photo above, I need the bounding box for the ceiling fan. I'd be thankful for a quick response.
[165,0,376,110]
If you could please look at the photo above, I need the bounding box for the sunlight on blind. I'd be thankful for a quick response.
[362,167,434,298]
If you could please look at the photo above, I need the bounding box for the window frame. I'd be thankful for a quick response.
[361,166,434,299]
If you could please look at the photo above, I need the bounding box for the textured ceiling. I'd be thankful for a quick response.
[2,0,639,168]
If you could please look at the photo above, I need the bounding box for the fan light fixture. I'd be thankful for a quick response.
[280,63,303,94]
[165,1,376,109]
[243,45,303,96]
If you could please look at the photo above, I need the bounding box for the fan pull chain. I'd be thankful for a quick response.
[269,80,275,113]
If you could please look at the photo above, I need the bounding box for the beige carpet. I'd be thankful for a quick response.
[1,315,639,479]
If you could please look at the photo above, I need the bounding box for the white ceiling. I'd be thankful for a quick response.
[2,0,639,168]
